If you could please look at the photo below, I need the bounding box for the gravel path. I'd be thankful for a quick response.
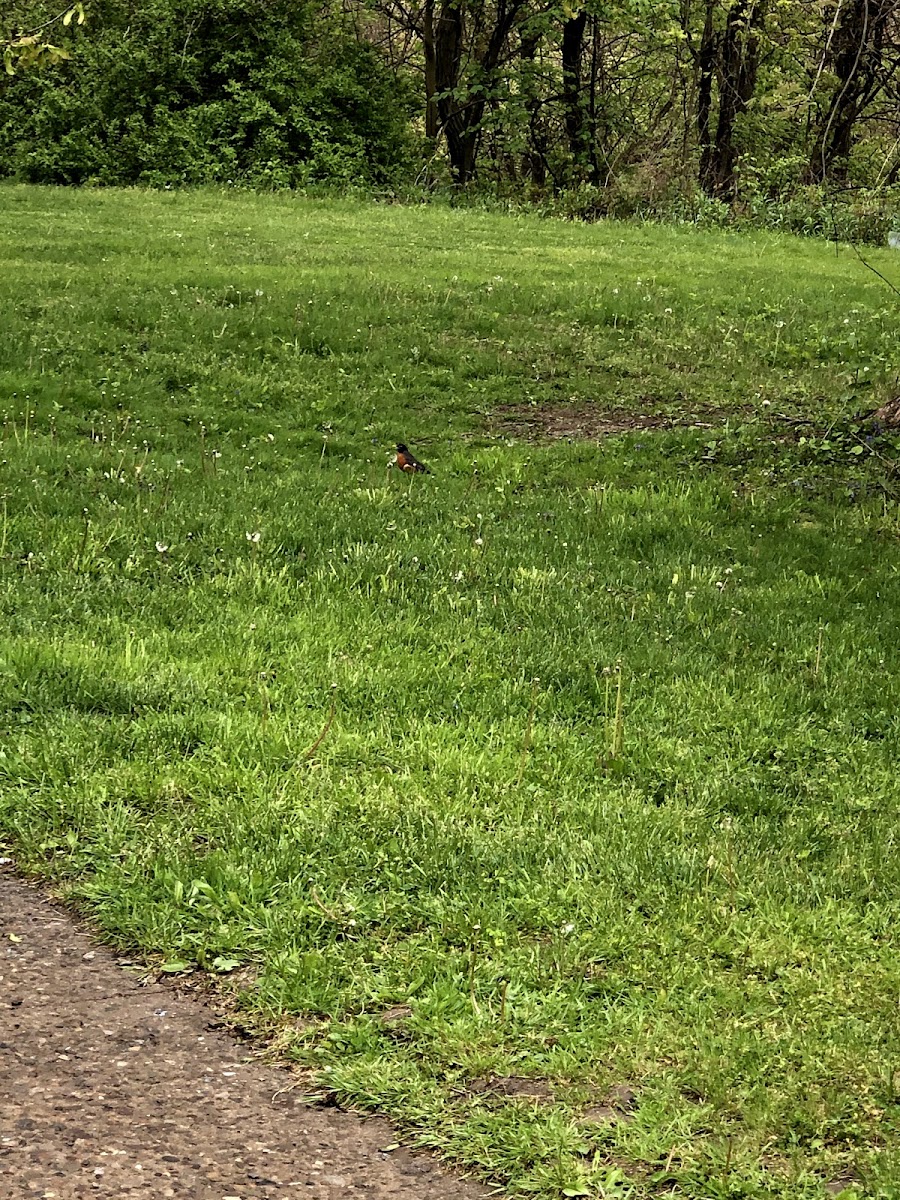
[0,871,491,1200]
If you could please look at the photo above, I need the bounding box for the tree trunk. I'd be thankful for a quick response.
[433,0,528,185]
[562,11,588,166]
[520,26,548,185]
[434,0,474,183]
[697,0,717,193]
[423,0,438,141]
[805,0,896,183]
[699,0,766,199]
[712,0,765,198]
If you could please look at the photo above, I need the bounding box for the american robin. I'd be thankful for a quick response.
[391,443,431,474]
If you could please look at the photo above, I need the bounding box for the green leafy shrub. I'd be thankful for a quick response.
[520,178,898,246]
[0,0,416,188]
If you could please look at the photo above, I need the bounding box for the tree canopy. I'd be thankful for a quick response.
[2,0,898,232]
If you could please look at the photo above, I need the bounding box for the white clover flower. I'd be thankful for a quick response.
[155,542,169,554]
[246,531,261,544]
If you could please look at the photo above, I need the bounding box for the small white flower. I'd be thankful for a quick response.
[452,570,464,582]
[212,450,222,460]
[561,922,575,934]
[246,531,261,544]
[155,542,169,554]
[474,537,484,546]
[266,433,275,442]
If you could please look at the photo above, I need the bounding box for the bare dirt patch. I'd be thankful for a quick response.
[463,1076,555,1102]
[493,403,719,442]
[377,1005,413,1026]
[0,870,490,1200]
[580,1084,638,1128]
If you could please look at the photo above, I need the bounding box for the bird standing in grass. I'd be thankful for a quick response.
[391,443,431,474]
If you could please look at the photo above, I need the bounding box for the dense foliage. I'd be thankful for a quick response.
[0,0,415,187]
[2,2,900,241]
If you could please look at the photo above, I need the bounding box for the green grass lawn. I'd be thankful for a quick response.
[3,185,900,1199]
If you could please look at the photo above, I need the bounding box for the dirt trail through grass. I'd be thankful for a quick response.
[0,869,489,1200]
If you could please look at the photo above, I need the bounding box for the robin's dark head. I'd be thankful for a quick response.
[396,443,409,453]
